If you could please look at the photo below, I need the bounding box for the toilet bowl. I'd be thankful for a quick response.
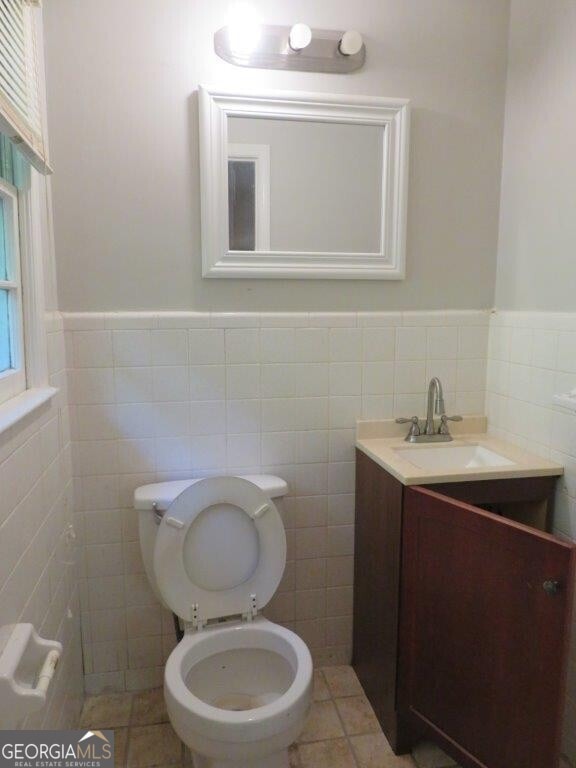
[134,474,313,768]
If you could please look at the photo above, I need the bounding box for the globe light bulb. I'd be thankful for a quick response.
[227,3,262,56]
[289,23,312,52]
[339,30,363,56]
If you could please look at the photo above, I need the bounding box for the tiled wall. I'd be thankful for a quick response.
[486,311,576,762]
[0,313,83,728]
[64,309,489,694]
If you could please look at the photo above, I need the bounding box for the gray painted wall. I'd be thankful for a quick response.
[495,0,576,311]
[43,0,510,312]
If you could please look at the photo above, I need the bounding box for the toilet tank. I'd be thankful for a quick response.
[134,475,289,606]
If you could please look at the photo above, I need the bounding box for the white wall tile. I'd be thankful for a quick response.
[510,328,534,365]
[73,331,113,368]
[155,436,192,471]
[113,331,152,367]
[189,329,225,364]
[189,365,226,400]
[227,399,261,433]
[189,434,226,469]
[76,404,118,440]
[329,363,362,396]
[116,403,155,438]
[558,332,576,373]
[362,362,395,395]
[361,395,394,419]
[261,329,295,363]
[294,431,329,464]
[261,364,295,398]
[427,327,458,359]
[227,434,260,467]
[396,327,426,360]
[151,330,188,366]
[294,328,329,362]
[395,361,426,393]
[329,329,362,362]
[225,329,260,363]
[65,309,498,687]
[152,366,189,402]
[153,402,190,437]
[190,401,226,435]
[227,364,260,399]
[114,368,153,403]
[329,396,361,429]
[457,359,487,392]
[293,364,329,397]
[458,325,489,359]
[532,330,558,370]
[362,328,395,361]
[70,369,115,404]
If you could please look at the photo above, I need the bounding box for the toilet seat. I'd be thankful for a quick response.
[154,476,286,625]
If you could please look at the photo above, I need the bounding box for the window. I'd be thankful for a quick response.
[0,8,54,432]
[0,138,24,405]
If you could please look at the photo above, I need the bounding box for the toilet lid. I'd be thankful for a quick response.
[153,476,286,623]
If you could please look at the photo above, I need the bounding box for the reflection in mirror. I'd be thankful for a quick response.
[227,117,383,254]
[228,160,255,251]
[227,143,270,251]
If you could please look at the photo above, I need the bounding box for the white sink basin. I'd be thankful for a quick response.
[394,444,515,472]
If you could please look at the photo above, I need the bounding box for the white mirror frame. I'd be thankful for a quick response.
[199,86,410,280]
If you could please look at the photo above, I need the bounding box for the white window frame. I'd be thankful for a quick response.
[0,177,26,404]
[228,143,271,251]
[0,164,55,433]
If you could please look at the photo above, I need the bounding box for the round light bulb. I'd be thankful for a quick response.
[339,29,363,56]
[289,23,312,52]
[227,2,262,56]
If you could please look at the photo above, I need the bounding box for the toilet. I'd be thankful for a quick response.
[134,474,313,768]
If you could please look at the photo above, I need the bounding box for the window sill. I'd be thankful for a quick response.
[0,386,58,436]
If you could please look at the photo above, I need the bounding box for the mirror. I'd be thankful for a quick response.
[227,118,383,254]
[200,87,410,279]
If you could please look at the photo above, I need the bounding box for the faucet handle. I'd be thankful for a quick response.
[439,414,463,434]
[396,416,421,437]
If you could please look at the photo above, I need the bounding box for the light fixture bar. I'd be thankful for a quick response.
[214,24,365,74]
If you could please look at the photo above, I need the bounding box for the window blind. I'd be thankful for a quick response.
[0,0,49,174]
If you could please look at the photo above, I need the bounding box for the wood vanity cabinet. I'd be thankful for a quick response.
[353,448,575,768]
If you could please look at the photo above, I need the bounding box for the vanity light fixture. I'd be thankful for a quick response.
[288,23,312,52]
[214,15,366,73]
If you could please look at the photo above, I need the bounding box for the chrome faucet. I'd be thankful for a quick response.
[396,377,462,443]
[425,377,445,435]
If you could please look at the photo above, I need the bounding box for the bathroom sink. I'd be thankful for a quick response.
[394,444,515,472]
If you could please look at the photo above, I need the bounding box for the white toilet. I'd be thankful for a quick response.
[134,474,313,768]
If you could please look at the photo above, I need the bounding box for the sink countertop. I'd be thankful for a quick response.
[356,416,564,486]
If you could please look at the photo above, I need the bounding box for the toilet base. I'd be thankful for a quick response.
[191,748,289,768]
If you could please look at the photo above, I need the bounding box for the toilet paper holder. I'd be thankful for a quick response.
[0,623,62,728]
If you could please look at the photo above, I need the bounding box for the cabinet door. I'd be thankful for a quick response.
[400,486,575,768]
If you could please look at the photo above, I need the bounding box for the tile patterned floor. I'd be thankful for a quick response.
[79,665,459,768]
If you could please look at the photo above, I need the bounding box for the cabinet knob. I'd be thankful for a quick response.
[543,580,562,595]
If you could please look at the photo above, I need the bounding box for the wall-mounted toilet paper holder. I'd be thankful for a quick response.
[0,623,62,728]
